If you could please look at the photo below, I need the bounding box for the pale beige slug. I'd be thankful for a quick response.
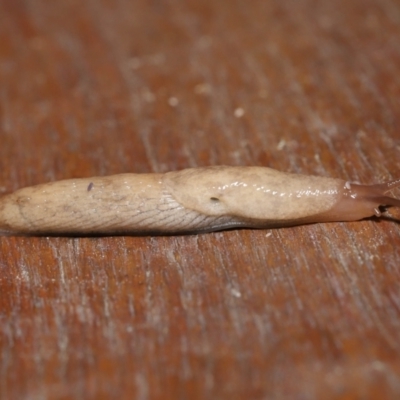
[0,166,399,235]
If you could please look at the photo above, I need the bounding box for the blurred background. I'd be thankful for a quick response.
[1,0,400,399]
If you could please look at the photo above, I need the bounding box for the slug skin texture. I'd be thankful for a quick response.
[0,166,399,235]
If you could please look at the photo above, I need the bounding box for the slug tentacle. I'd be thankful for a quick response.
[349,179,400,209]
[317,178,400,223]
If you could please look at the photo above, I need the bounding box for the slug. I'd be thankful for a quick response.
[0,166,399,235]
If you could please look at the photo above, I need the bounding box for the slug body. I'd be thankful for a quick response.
[0,166,399,235]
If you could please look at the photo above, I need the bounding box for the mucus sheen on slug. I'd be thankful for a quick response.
[0,166,399,235]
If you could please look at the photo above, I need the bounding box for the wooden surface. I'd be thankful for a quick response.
[1,0,400,399]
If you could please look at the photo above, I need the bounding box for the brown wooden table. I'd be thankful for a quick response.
[1,0,400,399]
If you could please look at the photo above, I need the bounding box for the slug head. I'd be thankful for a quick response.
[319,178,400,222]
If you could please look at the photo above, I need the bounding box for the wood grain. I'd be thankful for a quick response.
[1,0,400,399]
